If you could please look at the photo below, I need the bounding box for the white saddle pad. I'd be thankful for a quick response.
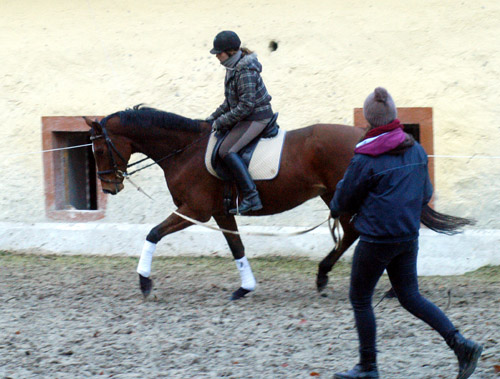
[205,129,286,180]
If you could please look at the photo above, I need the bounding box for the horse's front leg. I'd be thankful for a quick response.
[137,207,207,298]
[213,214,256,301]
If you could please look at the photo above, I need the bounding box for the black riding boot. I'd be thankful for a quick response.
[446,332,483,379]
[222,152,263,214]
[334,363,379,379]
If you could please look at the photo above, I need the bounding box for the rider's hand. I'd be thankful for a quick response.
[212,120,225,132]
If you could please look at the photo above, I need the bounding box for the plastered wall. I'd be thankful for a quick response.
[1,0,499,229]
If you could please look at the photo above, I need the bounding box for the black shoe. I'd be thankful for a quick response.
[222,152,263,214]
[334,363,379,379]
[229,190,262,214]
[447,333,483,379]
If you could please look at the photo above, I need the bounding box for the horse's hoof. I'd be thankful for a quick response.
[316,274,328,292]
[139,274,154,298]
[230,287,251,300]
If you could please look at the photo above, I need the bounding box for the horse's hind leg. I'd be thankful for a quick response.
[213,214,256,300]
[317,214,359,292]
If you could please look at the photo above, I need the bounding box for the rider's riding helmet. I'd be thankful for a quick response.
[210,31,241,54]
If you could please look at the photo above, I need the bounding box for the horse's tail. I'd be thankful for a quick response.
[420,204,475,235]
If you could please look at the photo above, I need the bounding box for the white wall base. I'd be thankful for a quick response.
[0,222,498,276]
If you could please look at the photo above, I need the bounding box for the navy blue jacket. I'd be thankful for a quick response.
[330,142,433,243]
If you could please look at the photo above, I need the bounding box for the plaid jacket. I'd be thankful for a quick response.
[209,53,273,129]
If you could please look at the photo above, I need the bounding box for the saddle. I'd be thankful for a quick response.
[209,113,281,181]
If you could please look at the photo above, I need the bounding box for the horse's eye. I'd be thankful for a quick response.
[93,148,105,157]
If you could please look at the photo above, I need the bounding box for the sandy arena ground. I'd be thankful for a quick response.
[0,253,498,378]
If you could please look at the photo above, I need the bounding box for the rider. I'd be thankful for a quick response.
[329,87,483,379]
[207,30,274,215]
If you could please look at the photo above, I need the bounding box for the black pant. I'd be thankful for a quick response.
[349,239,457,362]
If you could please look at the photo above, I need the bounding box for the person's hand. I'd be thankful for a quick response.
[212,120,226,133]
[329,198,340,219]
[330,208,340,219]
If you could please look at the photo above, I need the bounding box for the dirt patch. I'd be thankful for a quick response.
[1,252,498,378]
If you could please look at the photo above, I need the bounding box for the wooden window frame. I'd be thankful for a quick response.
[41,116,107,221]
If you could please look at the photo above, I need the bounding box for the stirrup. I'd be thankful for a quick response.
[229,192,262,215]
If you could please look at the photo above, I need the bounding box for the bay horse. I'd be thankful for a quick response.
[83,105,471,300]
[84,105,362,299]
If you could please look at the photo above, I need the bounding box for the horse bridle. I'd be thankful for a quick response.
[90,120,213,184]
[90,122,128,185]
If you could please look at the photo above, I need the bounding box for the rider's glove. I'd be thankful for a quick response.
[212,119,226,133]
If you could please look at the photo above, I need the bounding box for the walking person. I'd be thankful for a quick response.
[330,87,483,379]
[207,30,275,215]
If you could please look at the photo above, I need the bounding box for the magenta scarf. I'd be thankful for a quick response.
[364,119,403,139]
[355,119,407,156]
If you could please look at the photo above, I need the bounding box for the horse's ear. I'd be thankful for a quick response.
[83,116,102,134]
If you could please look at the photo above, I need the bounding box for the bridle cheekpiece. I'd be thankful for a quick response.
[90,122,128,185]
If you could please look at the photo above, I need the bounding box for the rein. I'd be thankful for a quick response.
[123,174,339,238]
[126,130,213,176]
[172,209,336,237]
[91,121,212,182]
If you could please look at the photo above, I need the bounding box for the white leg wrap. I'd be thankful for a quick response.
[235,256,256,291]
[137,241,156,278]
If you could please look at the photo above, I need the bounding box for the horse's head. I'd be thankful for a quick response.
[84,116,132,195]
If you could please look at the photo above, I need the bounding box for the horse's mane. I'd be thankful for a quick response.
[101,104,202,132]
